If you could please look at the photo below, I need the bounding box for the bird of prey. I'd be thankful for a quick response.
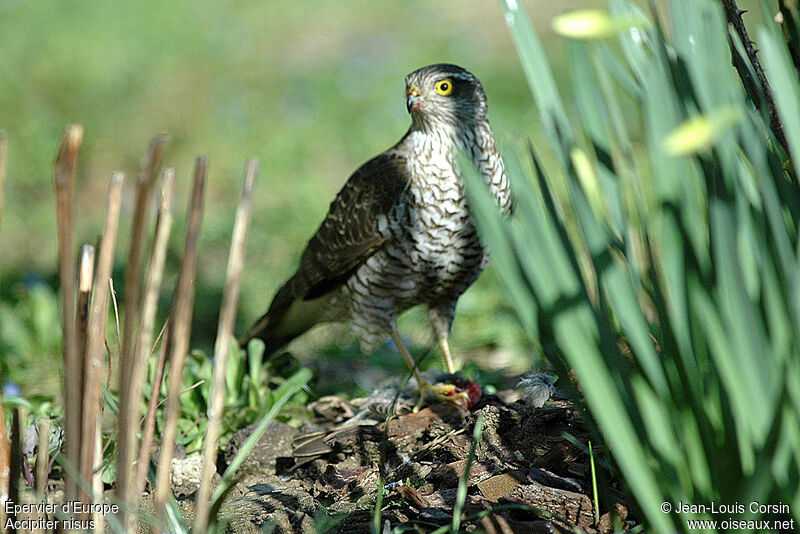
[241,63,512,404]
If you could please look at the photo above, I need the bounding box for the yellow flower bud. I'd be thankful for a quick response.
[664,107,741,156]
[553,10,649,40]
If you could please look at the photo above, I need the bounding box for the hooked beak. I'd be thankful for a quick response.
[406,86,422,113]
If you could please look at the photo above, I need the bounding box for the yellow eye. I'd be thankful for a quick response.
[434,78,454,96]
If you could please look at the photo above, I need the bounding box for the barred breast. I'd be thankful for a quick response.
[344,126,509,351]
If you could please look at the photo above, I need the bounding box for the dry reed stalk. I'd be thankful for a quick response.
[79,172,125,505]
[76,245,96,374]
[117,138,168,521]
[193,158,260,531]
[119,169,175,531]
[153,157,207,514]
[54,124,83,501]
[132,322,169,512]
[32,418,50,534]
[0,132,6,227]
[119,136,169,362]
[9,406,26,532]
[92,420,104,534]
[0,132,7,300]
[109,278,121,348]
[34,418,50,497]
[0,384,10,528]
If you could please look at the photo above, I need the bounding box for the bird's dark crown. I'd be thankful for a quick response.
[405,64,478,86]
[404,63,487,129]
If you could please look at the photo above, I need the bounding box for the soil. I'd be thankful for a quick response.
[171,382,636,533]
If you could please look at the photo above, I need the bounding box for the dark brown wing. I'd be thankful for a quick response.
[290,152,409,299]
[239,151,409,352]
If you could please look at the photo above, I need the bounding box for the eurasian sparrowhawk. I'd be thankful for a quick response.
[241,64,512,403]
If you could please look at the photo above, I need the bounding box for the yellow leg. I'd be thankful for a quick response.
[389,329,425,386]
[438,335,457,374]
[390,328,467,411]
[434,327,469,407]
[428,308,458,374]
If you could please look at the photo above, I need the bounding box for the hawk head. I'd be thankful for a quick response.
[404,64,488,130]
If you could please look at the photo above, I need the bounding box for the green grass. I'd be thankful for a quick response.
[0,283,63,397]
[141,342,311,455]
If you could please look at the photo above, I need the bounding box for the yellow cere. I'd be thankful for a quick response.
[434,78,454,96]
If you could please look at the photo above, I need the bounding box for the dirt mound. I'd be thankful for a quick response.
[205,388,633,533]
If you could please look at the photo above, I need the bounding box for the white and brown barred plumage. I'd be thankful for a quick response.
[240,64,511,362]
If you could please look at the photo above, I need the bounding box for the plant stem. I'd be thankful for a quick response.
[193,158,259,532]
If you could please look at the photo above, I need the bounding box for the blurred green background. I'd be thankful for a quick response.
[0,0,765,398]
